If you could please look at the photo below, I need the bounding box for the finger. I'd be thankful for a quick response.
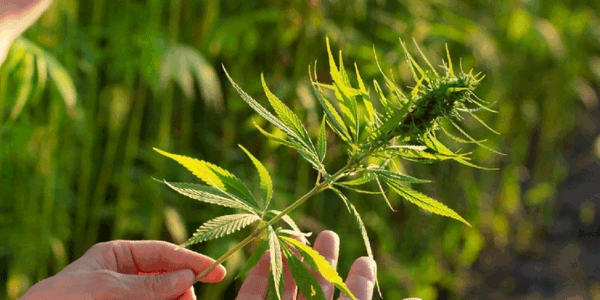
[235,250,271,300]
[88,240,226,283]
[0,0,52,19]
[174,286,196,300]
[298,231,339,300]
[118,269,195,300]
[338,257,376,300]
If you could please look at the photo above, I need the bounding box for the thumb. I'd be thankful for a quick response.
[121,269,195,300]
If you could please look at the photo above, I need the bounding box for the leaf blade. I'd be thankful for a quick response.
[154,148,261,211]
[281,236,358,300]
[180,214,261,247]
[161,180,256,213]
[267,225,284,300]
[239,145,273,210]
[383,177,472,226]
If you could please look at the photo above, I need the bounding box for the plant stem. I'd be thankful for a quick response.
[193,160,356,282]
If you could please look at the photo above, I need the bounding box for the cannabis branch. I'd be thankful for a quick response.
[153,38,500,300]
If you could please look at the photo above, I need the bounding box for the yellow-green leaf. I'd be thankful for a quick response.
[261,74,316,155]
[161,180,256,213]
[281,236,358,300]
[383,177,472,227]
[267,225,283,300]
[181,214,261,247]
[281,244,326,300]
[154,148,260,210]
[239,145,273,210]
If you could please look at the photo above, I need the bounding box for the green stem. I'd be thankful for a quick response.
[193,160,356,282]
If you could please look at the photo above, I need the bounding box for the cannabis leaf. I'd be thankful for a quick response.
[161,180,257,213]
[223,68,324,174]
[267,225,284,300]
[330,187,380,296]
[282,236,358,300]
[239,145,273,211]
[281,244,327,300]
[382,176,472,227]
[181,214,262,247]
[154,148,261,211]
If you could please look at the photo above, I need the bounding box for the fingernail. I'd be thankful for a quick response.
[169,269,194,289]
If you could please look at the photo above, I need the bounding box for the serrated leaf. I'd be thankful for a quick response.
[277,229,313,238]
[447,120,504,155]
[382,177,472,226]
[369,168,431,184]
[334,183,382,195]
[330,187,381,296]
[267,210,310,245]
[373,46,407,104]
[337,171,375,186]
[154,148,260,211]
[254,122,300,149]
[281,236,358,300]
[254,123,325,172]
[317,116,327,162]
[267,225,284,300]
[384,146,458,162]
[239,145,273,210]
[261,74,317,154]
[281,244,327,300]
[309,63,351,142]
[223,66,304,145]
[181,214,261,247]
[326,39,360,141]
[235,238,270,280]
[161,180,256,213]
[330,188,374,259]
[412,38,439,77]
[374,175,396,211]
[399,39,424,83]
[422,133,499,170]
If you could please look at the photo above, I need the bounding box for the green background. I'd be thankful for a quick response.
[1,0,599,299]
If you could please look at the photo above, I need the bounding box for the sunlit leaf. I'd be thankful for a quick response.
[154,148,261,211]
[239,145,273,210]
[261,74,316,154]
[281,236,358,300]
[160,180,256,213]
[267,225,283,300]
[317,116,327,162]
[382,177,472,226]
[281,244,326,300]
[181,214,262,247]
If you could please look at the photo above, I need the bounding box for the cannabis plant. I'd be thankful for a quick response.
[154,38,499,299]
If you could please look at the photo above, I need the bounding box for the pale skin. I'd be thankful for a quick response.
[20,231,381,300]
[4,2,419,299]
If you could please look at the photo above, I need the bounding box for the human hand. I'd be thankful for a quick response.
[19,240,226,300]
[0,0,52,66]
[235,230,375,300]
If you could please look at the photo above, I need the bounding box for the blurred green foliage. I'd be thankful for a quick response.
[1,0,599,299]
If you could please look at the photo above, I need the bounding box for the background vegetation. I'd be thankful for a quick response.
[1,0,599,299]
